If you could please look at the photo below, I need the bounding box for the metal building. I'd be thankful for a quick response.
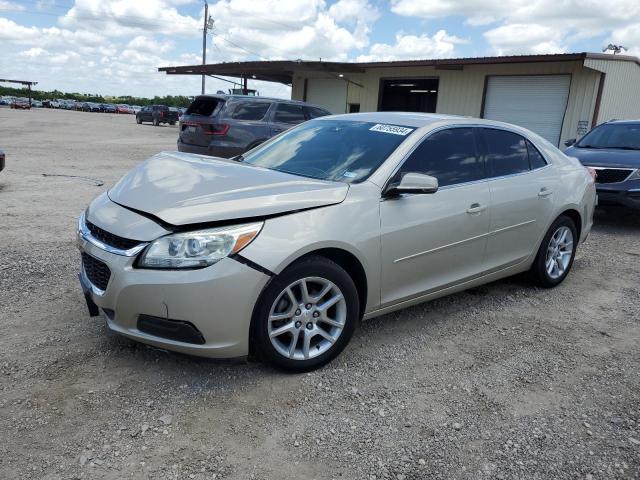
[160,52,640,146]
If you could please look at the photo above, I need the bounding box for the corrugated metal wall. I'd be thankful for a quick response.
[584,58,640,124]
[291,60,603,144]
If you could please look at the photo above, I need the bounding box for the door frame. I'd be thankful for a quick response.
[376,76,440,113]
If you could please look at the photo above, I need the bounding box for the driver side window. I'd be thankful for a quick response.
[397,128,480,187]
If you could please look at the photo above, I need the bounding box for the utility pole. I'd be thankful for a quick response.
[201,1,209,94]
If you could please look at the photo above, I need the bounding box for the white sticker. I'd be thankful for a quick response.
[369,124,414,136]
[342,171,357,178]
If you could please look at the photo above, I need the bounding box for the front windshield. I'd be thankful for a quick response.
[242,119,415,183]
[576,123,640,149]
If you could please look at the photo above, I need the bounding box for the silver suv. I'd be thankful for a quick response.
[177,95,330,158]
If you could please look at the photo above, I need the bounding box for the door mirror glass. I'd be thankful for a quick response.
[564,138,576,147]
[385,172,439,197]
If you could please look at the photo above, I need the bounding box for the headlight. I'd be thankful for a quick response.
[138,222,263,269]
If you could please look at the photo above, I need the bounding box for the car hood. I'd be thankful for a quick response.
[564,146,640,168]
[107,151,349,226]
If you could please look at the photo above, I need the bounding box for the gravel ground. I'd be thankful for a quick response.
[0,108,639,480]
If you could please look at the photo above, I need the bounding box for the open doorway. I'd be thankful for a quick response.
[378,78,439,113]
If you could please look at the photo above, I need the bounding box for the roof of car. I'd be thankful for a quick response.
[607,119,640,124]
[322,112,466,127]
[196,94,326,108]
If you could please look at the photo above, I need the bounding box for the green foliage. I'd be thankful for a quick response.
[0,85,193,107]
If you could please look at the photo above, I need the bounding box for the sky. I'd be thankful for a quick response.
[2,0,640,99]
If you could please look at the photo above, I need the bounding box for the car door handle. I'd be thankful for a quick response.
[466,203,487,214]
[538,187,553,198]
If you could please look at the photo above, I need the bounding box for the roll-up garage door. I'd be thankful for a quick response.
[306,78,347,114]
[483,75,570,146]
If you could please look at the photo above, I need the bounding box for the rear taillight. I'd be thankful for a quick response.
[203,124,230,136]
[160,111,164,117]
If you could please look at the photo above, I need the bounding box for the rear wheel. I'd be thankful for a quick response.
[153,117,159,126]
[136,116,142,124]
[530,215,578,288]
[169,121,176,126]
[252,256,359,372]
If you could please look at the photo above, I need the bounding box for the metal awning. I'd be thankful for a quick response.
[159,60,366,85]
[158,53,640,85]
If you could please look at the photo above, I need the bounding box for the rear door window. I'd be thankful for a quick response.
[231,102,270,121]
[526,140,548,169]
[186,97,221,116]
[274,104,306,124]
[480,128,530,177]
[398,128,479,187]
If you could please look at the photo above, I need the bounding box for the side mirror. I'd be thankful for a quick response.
[564,138,576,147]
[384,172,439,197]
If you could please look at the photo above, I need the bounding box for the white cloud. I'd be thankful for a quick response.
[0,0,24,11]
[59,0,201,37]
[356,31,467,62]
[483,24,567,55]
[392,0,640,55]
[127,36,173,54]
[609,24,640,56]
[207,0,380,60]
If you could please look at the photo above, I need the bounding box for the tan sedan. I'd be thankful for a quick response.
[78,112,596,371]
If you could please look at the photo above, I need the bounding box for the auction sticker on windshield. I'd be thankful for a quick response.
[369,124,414,136]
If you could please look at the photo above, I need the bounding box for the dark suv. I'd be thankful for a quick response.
[136,105,179,126]
[564,120,640,210]
[177,95,330,158]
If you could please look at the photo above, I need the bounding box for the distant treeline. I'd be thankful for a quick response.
[0,85,193,107]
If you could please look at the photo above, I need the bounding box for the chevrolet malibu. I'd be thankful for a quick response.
[78,113,596,371]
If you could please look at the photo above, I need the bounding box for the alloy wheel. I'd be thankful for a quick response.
[268,277,347,361]
[545,226,574,280]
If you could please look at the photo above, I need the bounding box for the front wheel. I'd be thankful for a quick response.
[136,116,142,124]
[530,215,578,288]
[251,256,359,372]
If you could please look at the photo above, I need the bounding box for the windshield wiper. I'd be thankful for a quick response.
[230,154,244,162]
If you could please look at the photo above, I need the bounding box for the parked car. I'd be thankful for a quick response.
[136,105,179,126]
[11,99,31,109]
[0,149,4,173]
[564,120,640,210]
[130,105,142,114]
[178,95,330,158]
[78,113,596,371]
[116,104,130,114]
[101,103,117,113]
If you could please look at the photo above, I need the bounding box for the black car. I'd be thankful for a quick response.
[136,105,179,126]
[564,120,640,210]
[177,95,331,158]
[101,103,117,113]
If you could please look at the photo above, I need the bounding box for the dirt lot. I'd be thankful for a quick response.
[0,108,639,480]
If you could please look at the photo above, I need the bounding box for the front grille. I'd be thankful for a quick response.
[82,252,111,291]
[594,168,633,184]
[86,220,142,250]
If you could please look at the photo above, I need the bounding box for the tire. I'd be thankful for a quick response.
[251,256,359,372]
[169,121,176,126]
[530,215,578,288]
[153,118,159,126]
[136,116,142,124]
